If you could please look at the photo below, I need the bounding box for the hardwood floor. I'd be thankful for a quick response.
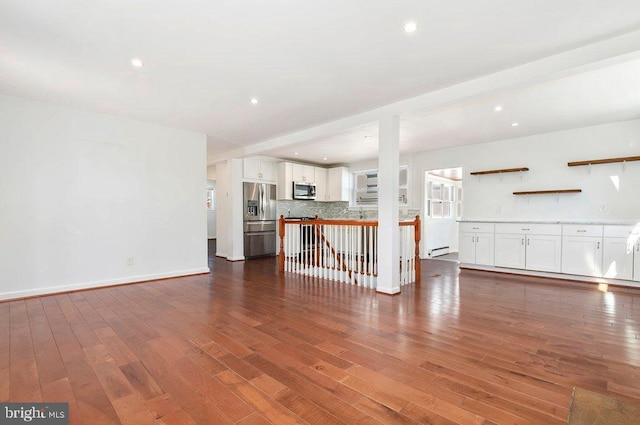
[2,250,640,424]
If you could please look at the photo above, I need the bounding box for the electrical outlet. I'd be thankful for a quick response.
[496,206,502,213]
[126,257,134,266]
[599,204,608,212]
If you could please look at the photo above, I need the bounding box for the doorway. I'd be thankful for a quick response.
[207,180,217,240]
[424,167,463,261]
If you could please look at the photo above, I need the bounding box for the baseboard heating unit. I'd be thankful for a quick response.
[428,246,450,257]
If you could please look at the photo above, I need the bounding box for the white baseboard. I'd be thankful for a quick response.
[0,267,210,301]
[459,263,640,289]
[226,255,246,261]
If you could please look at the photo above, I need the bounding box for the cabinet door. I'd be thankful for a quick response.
[602,237,634,280]
[314,167,328,201]
[474,233,495,266]
[458,232,476,264]
[561,236,602,277]
[494,233,525,269]
[292,164,313,182]
[526,235,561,273]
[243,158,276,181]
[327,167,349,201]
[243,158,261,180]
[260,161,276,181]
[277,162,293,200]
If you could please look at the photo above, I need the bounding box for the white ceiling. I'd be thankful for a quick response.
[2,1,640,166]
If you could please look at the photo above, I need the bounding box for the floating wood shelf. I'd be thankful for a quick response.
[568,156,640,167]
[513,189,582,196]
[470,167,529,175]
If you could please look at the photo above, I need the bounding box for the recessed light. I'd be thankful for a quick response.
[404,22,417,33]
[323,157,328,161]
[512,122,519,127]
[250,98,259,105]
[294,152,299,156]
[364,135,372,140]
[494,105,503,112]
[131,58,144,68]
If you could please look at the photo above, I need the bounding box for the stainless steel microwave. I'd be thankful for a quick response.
[293,181,316,200]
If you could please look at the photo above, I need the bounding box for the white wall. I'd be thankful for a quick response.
[0,94,208,300]
[410,119,640,222]
[207,165,217,180]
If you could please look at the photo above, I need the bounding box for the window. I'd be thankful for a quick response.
[353,167,408,206]
[426,181,461,219]
[206,188,215,210]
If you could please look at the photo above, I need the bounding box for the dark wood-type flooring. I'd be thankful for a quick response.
[2,244,640,424]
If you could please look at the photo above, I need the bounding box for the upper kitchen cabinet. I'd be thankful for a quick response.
[278,162,315,200]
[243,157,277,182]
[314,167,328,201]
[327,167,350,202]
[277,162,293,200]
[315,166,349,202]
[292,163,315,182]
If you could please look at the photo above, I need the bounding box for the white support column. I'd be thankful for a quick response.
[377,115,400,294]
[228,158,245,261]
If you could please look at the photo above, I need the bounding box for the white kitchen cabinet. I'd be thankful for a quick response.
[327,167,350,202]
[494,223,561,272]
[292,163,315,183]
[602,225,635,280]
[278,162,315,200]
[459,222,494,266]
[277,162,293,200]
[243,158,276,182]
[314,167,328,201]
[561,225,603,277]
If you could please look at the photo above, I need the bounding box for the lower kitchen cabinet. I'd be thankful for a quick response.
[561,225,603,277]
[494,223,561,273]
[602,225,636,280]
[459,222,494,266]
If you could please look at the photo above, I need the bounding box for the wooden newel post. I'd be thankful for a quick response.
[278,215,285,273]
[414,215,421,282]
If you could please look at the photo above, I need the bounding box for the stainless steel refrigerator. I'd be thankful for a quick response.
[243,182,277,258]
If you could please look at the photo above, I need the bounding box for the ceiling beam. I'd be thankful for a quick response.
[216,29,640,163]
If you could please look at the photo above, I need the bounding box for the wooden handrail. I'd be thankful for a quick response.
[470,167,529,175]
[568,156,640,167]
[282,217,379,227]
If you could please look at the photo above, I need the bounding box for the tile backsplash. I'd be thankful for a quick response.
[277,200,420,221]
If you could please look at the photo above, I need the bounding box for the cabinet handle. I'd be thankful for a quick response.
[522,228,530,231]
[577,229,587,233]
[521,238,524,245]
[472,227,479,230]
[472,236,475,243]
[637,244,639,252]
[527,239,530,246]
[597,241,600,249]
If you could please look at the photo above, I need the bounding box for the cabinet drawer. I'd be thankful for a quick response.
[495,223,561,235]
[604,225,635,238]
[562,224,603,237]
[459,222,495,233]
